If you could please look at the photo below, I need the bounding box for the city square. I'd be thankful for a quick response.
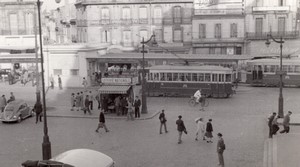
[1,83,300,167]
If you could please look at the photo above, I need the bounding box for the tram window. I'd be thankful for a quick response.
[149,73,153,80]
[219,74,224,82]
[184,73,191,81]
[179,73,184,81]
[160,73,166,81]
[282,65,289,72]
[264,65,269,72]
[288,66,294,73]
[212,74,218,82]
[246,65,252,72]
[295,66,300,73]
[154,73,159,81]
[205,73,211,82]
[173,73,179,81]
[167,73,172,81]
[270,65,276,73]
[225,74,231,82]
[199,73,204,81]
[192,73,198,81]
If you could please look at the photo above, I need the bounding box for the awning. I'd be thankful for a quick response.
[99,85,131,94]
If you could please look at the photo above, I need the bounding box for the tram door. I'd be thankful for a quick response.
[252,65,263,81]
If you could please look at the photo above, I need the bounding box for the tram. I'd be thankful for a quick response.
[146,64,235,97]
[245,58,300,87]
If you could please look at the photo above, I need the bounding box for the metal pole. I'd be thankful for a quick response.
[37,0,52,160]
[278,37,284,118]
[34,5,41,103]
[141,37,147,114]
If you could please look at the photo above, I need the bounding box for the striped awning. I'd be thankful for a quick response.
[99,85,131,94]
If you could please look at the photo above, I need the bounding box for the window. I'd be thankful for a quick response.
[173,6,182,23]
[173,73,179,81]
[199,24,206,39]
[101,8,110,21]
[139,30,148,41]
[9,13,18,35]
[225,74,231,82]
[270,65,276,73]
[230,23,238,38]
[70,69,79,76]
[173,29,182,42]
[204,73,211,82]
[209,48,215,54]
[167,73,172,81]
[212,74,218,82]
[53,69,62,75]
[219,74,224,82]
[153,7,162,24]
[236,47,242,55]
[154,29,163,42]
[255,18,263,36]
[122,7,131,19]
[192,73,198,81]
[123,30,132,46]
[160,73,165,81]
[278,0,285,6]
[25,13,34,35]
[215,24,221,38]
[278,17,285,35]
[184,73,191,81]
[199,73,204,81]
[139,7,147,19]
[256,0,263,6]
[101,30,111,43]
[295,66,300,73]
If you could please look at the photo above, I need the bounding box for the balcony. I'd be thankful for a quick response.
[245,31,299,40]
[252,6,290,13]
[152,18,163,25]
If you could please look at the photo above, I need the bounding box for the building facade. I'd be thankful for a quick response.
[192,0,245,55]
[75,0,193,52]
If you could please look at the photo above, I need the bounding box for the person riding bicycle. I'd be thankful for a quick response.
[194,89,203,103]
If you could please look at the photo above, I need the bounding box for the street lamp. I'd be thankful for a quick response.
[140,35,156,114]
[37,0,52,160]
[265,33,285,118]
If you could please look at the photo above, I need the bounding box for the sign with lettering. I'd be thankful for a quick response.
[101,78,132,85]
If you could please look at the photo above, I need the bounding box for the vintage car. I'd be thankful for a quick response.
[0,100,33,123]
[51,149,115,167]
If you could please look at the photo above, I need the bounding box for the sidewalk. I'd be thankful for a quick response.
[45,86,160,120]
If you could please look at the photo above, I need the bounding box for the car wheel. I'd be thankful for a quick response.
[17,116,22,123]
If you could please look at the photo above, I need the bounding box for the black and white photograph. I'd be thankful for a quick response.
[0,0,300,167]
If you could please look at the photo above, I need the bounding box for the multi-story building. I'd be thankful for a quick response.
[192,0,245,55]
[74,0,193,53]
[245,0,300,56]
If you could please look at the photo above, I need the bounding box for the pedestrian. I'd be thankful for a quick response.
[0,95,7,112]
[84,95,91,115]
[280,111,292,134]
[159,110,168,134]
[88,91,94,110]
[49,75,54,89]
[102,96,108,113]
[114,96,121,115]
[272,116,280,135]
[120,96,128,115]
[126,99,134,121]
[70,93,76,111]
[176,115,187,144]
[95,91,101,110]
[33,101,43,124]
[134,96,141,118]
[205,119,213,143]
[75,92,81,111]
[80,91,84,110]
[82,77,88,92]
[195,117,205,141]
[58,75,62,90]
[217,133,226,167]
[7,92,15,103]
[268,112,276,138]
[95,110,109,133]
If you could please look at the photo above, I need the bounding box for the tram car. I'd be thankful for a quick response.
[146,64,235,98]
[245,58,300,87]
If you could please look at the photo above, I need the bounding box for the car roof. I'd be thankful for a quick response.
[51,149,114,167]
[7,100,25,106]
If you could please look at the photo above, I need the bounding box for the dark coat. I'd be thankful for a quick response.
[85,98,90,107]
[34,102,43,114]
[176,119,185,132]
[121,98,128,107]
[217,138,225,153]
[134,99,141,108]
[99,112,105,123]
[206,122,213,132]
[159,113,166,123]
[268,115,275,127]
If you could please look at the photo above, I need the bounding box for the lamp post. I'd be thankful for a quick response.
[37,0,52,160]
[265,33,285,118]
[140,35,156,114]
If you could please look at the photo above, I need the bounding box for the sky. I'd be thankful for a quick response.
[41,0,76,11]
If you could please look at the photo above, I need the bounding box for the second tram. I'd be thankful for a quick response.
[146,64,235,97]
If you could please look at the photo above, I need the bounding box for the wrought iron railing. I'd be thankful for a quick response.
[245,31,299,40]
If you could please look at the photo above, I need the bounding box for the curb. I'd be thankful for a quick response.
[47,110,161,120]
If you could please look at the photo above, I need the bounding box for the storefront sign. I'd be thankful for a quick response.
[102,78,132,85]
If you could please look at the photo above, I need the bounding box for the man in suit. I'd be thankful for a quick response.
[280,111,292,134]
[176,115,187,144]
[159,110,168,134]
[134,96,141,118]
[268,112,276,138]
[217,133,226,167]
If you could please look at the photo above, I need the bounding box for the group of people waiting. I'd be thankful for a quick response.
[0,92,16,112]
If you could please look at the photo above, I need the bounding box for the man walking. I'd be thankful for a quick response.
[58,75,62,90]
[95,110,109,133]
[205,119,213,143]
[217,133,226,167]
[88,91,94,111]
[82,77,88,92]
[195,117,205,141]
[95,91,101,110]
[268,112,276,138]
[159,110,168,134]
[280,111,292,134]
[134,96,141,118]
[176,115,187,144]
[33,101,43,124]
[84,95,91,115]
[0,95,7,112]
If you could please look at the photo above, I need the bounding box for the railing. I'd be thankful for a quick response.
[245,31,299,40]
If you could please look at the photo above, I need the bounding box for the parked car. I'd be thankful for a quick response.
[0,100,33,123]
[51,149,115,167]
